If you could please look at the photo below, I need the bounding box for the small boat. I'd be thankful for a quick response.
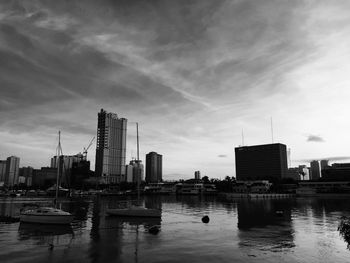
[20,131,74,225]
[106,206,161,218]
[20,207,74,224]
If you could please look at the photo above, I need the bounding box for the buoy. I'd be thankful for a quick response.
[148,225,160,235]
[202,215,210,223]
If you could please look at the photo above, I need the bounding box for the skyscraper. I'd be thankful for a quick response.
[310,160,321,180]
[5,156,20,186]
[145,152,162,183]
[0,160,7,184]
[235,143,288,181]
[95,109,127,184]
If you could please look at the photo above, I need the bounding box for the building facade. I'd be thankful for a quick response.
[95,109,127,184]
[235,143,288,181]
[0,160,7,184]
[194,171,201,180]
[145,152,162,183]
[4,156,20,186]
[310,160,321,180]
[19,166,34,186]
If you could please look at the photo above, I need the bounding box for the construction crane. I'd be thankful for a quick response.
[83,136,95,161]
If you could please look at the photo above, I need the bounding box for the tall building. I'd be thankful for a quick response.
[235,143,288,181]
[51,154,84,186]
[145,152,162,183]
[4,156,20,186]
[0,160,7,184]
[194,171,201,180]
[95,109,127,184]
[310,160,321,180]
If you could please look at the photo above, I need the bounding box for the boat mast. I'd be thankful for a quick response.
[136,122,140,201]
[55,131,61,207]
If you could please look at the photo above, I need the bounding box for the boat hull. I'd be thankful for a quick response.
[20,214,74,224]
[106,208,161,218]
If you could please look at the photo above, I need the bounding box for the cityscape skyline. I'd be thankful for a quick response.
[2,1,350,180]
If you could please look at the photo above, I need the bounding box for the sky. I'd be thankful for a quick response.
[1,0,350,180]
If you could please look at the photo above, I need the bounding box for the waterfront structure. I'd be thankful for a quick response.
[194,171,201,180]
[310,160,321,180]
[145,152,162,183]
[235,143,288,181]
[4,156,20,186]
[0,160,6,184]
[95,109,127,184]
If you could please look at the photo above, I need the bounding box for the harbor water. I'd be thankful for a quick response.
[0,195,350,263]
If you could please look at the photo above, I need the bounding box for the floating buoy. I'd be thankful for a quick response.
[202,215,210,223]
[148,225,160,235]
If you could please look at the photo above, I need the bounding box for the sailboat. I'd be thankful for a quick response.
[20,131,74,225]
[106,123,161,218]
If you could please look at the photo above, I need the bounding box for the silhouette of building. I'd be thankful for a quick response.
[51,154,84,186]
[320,159,329,170]
[0,160,6,184]
[146,152,162,183]
[95,109,127,184]
[298,165,309,180]
[4,156,20,186]
[32,167,57,188]
[235,143,288,181]
[19,166,34,186]
[310,160,320,180]
[194,171,201,180]
[322,163,350,181]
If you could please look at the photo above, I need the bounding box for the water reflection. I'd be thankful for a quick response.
[237,199,295,252]
[18,222,74,247]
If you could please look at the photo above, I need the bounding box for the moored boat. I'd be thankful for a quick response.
[20,207,74,224]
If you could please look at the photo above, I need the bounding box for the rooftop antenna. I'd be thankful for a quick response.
[270,117,274,143]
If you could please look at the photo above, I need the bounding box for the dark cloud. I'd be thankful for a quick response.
[218,154,227,158]
[306,135,325,142]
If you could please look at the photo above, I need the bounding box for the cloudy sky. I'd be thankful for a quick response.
[1,0,350,180]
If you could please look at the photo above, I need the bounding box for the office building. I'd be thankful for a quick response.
[235,143,288,181]
[146,152,162,183]
[4,156,20,186]
[298,165,309,180]
[95,109,127,184]
[322,163,350,181]
[194,171,201,180]
[0,160,6,184]
[310,160,321,180]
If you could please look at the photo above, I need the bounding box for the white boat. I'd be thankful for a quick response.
[20,131,74,225]
[106,206,161,218]
[20,207,74,224]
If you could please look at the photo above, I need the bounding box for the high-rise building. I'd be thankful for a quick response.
[194,171,201,180]
[310,160,320,180]
[95,109,127,184]
[51,154,84,186]
[235,143,288,181]
[0,160,7,184]
[5,156,20,186]
[145,152,162,183]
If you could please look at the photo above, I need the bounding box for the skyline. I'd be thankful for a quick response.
[2,1,350,180]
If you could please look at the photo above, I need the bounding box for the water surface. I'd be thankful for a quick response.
[0,195,349,263]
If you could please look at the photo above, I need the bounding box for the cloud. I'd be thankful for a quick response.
[295,156,350,163]
[218,154,227,158]
[306,135,325,142]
